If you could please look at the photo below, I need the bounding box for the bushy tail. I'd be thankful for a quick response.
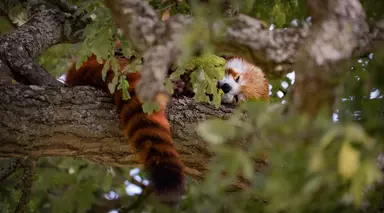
[65,55,185,204]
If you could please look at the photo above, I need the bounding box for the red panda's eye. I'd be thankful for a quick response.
[235,76,240,82]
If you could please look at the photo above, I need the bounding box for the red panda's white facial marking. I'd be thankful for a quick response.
[218,58,247,104]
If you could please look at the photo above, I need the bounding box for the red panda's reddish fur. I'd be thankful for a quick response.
[65,53,185,204]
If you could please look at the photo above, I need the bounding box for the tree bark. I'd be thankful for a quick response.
[0,0,88,86]
[289,0,372,117]
[0,83,235,180]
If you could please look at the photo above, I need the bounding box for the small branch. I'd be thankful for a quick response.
[213,14,310,77]
[105,0,194,103]
[14,157,36,213]
[46,0,78,13]
[104,0,161,52]
[372,19,384,43]
[0,2,88,86]
[136,15,192,102]
[0,158,21,182]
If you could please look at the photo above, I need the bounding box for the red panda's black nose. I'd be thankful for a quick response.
[221,83,232,94]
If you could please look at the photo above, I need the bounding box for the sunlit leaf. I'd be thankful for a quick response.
[338,141,361,179]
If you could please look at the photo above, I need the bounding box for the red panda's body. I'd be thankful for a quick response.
[65,50,268,204]
[65,54,185,204]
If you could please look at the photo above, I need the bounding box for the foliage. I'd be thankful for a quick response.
[171,54,227,107]
[194,102,382,213]
[1,0,384,213]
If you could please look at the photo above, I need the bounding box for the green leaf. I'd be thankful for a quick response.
[101,58,111,81]
[117,75,131,100]
[164,78,174,94]
[309,150,325,173]
[338,141,360,179]
[108,75,118,94]
[272,4,286,27]
[238,152,254,180]
[142,101,161,114]
[110,56,120,73]
[119,36,137,58]
[170,67,186,80]
[197,119,236,145]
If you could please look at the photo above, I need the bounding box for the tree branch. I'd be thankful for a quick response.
[0,83,236,182]
[105,0,193,104]
[0,1,88,86]
[0,158,21,182]
[104,0,384,108]
[14,157,36,213]
[288,0,371,117]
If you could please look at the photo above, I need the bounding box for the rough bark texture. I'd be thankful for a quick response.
[0,0,88,86]
[289,0,371,116]
[14,158,36,213]
[0,9,67,86]
[0,83,235,181]
[105,0,192,104]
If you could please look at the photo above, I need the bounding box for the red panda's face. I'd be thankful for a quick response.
[217,58,247,104]
[218,57,270,104]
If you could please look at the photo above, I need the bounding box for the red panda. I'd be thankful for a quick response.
[218,57,269,104]
[65,50,185,204]
[64,48,266,204]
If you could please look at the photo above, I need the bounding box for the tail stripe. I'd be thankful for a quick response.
[124,114,170,137]
[119,97,143,124]
[128,128,175,150]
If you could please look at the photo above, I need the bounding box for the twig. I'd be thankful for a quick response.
[46,0,78,13]
[0,158,21,183]
[155,3,175,13]
[14,157,36,213]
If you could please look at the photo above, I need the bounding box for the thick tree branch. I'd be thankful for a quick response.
[104,0,384,108]
[289,0,371,117]
[0,83,235,182]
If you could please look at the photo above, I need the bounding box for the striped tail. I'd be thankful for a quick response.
[65,55,185,204]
